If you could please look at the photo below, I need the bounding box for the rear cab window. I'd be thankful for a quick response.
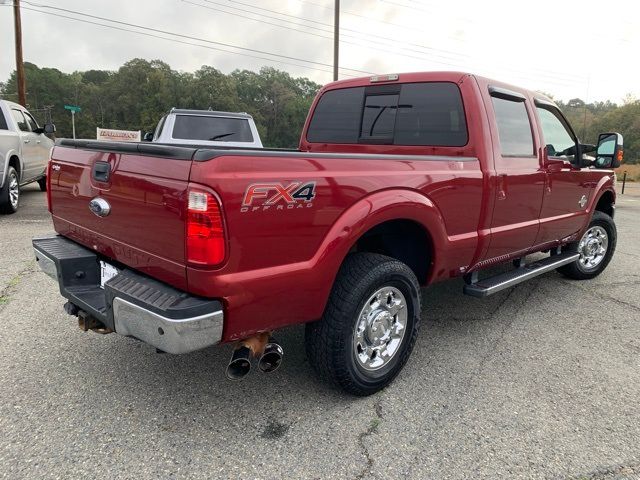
[306,82,468,146]
[172,115,253,142]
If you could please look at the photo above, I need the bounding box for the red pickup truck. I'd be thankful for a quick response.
[33,72,623,395]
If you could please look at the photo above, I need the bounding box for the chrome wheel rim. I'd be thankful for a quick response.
[578,226,608,270]
[8,172,19,208]
[353,286,407,371]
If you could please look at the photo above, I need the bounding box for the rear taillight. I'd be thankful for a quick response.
[186,189,225,266]
[46,150,53,213]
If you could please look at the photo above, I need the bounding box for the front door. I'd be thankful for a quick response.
[22,110,49,179]
[10,109,40,182]
[484,88,545,261]
[533,102,592,245]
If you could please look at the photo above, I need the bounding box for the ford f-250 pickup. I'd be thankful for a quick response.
[33,72,623,396]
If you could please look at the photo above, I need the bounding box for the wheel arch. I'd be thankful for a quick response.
[594,188,615,218]
[1,150,22,187]
[352,218,433,284]
[314,188,449,295]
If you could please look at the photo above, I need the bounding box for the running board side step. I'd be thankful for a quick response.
[463,252,579,298]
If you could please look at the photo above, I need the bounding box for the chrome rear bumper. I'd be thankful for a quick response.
[33,235,224,354]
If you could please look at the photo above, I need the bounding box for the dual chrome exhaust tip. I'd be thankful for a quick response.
[225,337,284,380]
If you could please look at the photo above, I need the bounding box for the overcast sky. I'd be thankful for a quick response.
[1,0,638,103]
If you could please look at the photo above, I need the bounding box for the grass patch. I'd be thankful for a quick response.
[615,163,640,181]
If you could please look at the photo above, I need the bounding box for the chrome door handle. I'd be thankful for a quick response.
[36,140,41,144]
[24,139,30,143]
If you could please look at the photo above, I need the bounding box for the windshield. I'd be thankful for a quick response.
[172,115,254,142]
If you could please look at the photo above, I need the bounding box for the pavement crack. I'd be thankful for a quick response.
[0,262,37,311]
[562,280,640,313]
[355,399,383,480]
[565,461,640,479]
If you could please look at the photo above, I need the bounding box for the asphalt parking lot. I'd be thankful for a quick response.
[1,183,639,479]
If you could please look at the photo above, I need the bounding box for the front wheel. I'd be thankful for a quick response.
[37,176,47,192]
[557,211,617,280]
[305,253,421,396]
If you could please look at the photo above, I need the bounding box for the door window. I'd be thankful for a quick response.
[491,97,534,157]
[11,109,29,132]
[23,111,39,131]
[536,106,576,159]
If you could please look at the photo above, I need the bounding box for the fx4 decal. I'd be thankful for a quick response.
[241,182,316,212]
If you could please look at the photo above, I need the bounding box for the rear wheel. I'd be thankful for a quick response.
[0,166,19,214]
[557,211,616,280]
[305,253,421,396]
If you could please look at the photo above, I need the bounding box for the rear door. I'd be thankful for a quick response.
[483,87,545,261]
[533,101,592,245]
[50,145,193,290]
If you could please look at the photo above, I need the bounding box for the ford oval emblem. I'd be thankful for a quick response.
[89,197,111,217]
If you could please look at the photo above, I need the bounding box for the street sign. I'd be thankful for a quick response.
[64,105,81,138]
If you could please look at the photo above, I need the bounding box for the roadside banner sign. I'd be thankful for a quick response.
[96,128,141,142]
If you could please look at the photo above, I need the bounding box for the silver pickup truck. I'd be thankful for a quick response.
[0,99,55,214]
[146,109,263,148]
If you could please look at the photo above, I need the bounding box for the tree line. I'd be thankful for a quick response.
[0,59,320,148]
[0,59,638,162]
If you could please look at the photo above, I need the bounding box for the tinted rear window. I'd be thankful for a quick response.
[172,115,253,142]
[0,109,7,130]
[307,82,467,146]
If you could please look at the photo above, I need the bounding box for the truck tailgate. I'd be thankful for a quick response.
[49,143,194,290]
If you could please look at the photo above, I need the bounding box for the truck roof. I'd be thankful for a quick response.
[0,99,26,110]
[169,108,253,119]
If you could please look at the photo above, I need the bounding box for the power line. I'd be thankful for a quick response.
[185,0,472,70]
[12,1,373,77]
[223,0,468,60]
[6,1,586,89]
[213,0,585,85]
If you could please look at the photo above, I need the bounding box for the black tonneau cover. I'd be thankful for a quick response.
[55,138,298,162]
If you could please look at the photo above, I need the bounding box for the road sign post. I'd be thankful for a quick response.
[64,105,81,139]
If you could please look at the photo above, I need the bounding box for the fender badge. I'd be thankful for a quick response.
[89,197,111,217]
[579,195,587,208]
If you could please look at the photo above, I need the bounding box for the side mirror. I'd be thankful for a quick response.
[595,132,623,168]
[143,132,154,142]
[44,123,56,134]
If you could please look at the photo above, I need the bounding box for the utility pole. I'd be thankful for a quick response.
[13,0,26,106]
[333,0,339,81]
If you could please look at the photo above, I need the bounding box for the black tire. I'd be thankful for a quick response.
[0,166,19,214]
[305,253,421,396]
[37,176,47,192]
[557,211,616,280]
